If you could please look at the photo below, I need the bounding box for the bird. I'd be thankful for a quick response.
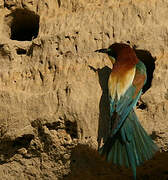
[95,43,158,179]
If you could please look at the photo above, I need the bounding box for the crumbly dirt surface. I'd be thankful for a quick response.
[0,0,168,179]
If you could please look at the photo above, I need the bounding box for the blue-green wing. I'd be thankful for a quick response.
[109,61,146,137]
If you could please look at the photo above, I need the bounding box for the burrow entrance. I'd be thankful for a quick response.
[9,9,40,41]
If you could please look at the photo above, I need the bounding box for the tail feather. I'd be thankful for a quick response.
[122,144,129,168]
[99,109,158,179]
[132,139,140,166]
[133,113,158,161]
[126,142,137,179]
[133,122,145,164]
[117,140,123,166]
[113,138,119,164]
[130,112,151,163]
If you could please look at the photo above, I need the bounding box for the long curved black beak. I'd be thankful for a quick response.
[95,48,110,54]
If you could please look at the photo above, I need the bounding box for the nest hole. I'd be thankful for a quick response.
[9,9,39,41]
[65,121,78,139]
[12,134,34,148]
[16,48,27,55]
[137,101,147,110]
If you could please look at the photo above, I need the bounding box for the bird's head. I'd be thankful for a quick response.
[95,43,131,64]
[95,47,116,64]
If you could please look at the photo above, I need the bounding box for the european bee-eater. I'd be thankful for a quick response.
[95,43,158,179]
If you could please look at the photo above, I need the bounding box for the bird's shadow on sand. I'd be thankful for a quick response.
[88,65,111,148]
[97,66,112,148]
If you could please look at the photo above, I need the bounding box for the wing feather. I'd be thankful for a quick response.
[109,61,147,137]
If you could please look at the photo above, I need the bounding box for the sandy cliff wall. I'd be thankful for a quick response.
[0,0,168,179]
